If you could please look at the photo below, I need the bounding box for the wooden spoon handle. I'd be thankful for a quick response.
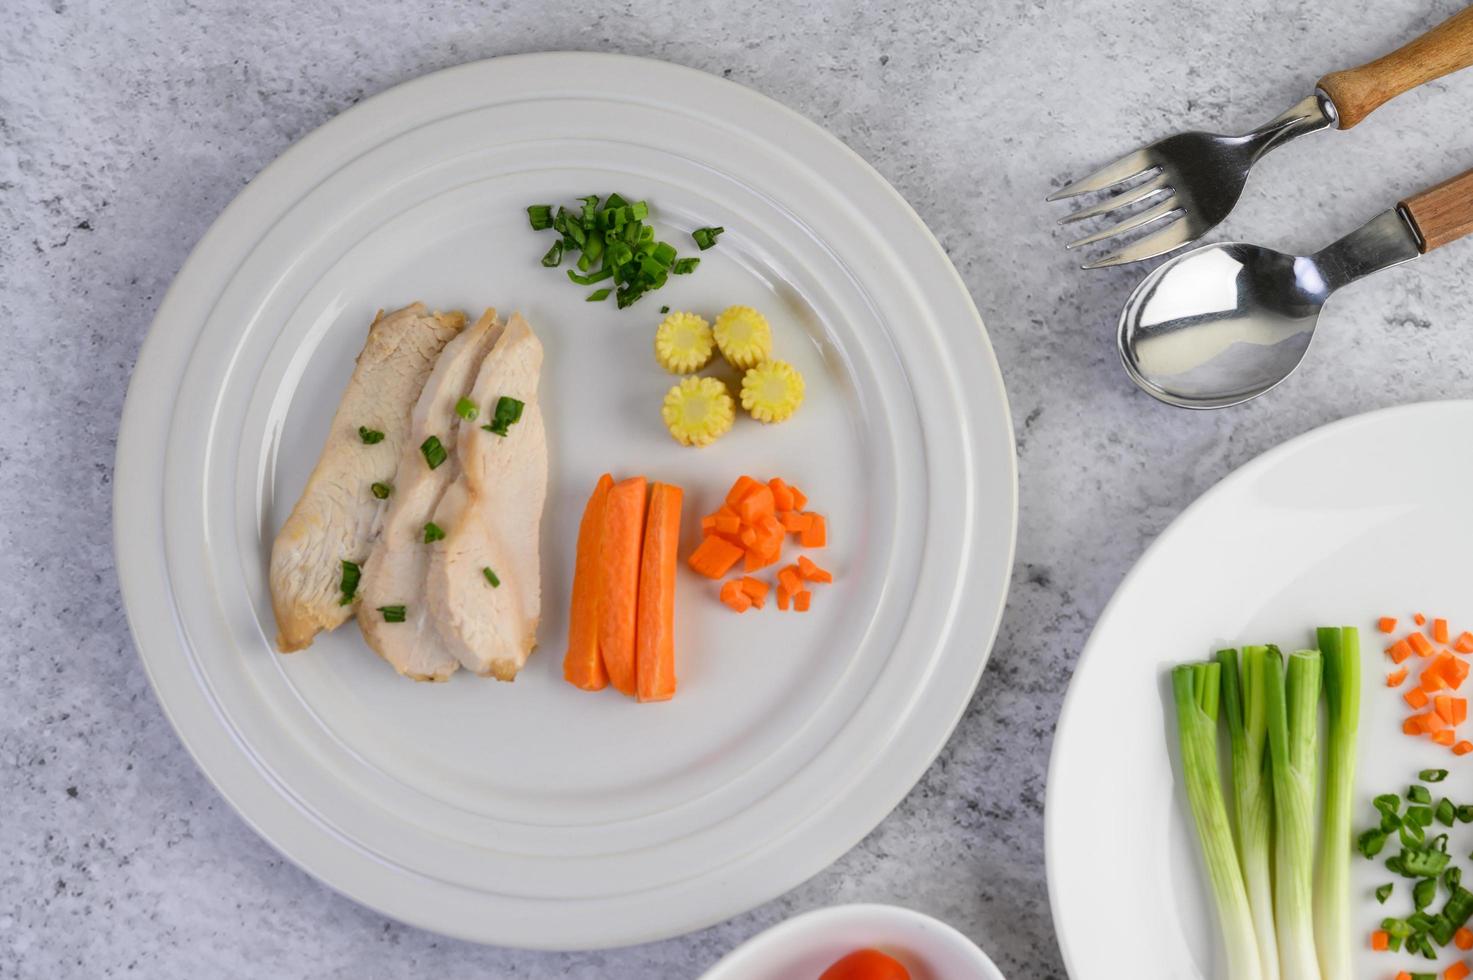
[1400,168,1473,252]
[1318,6,1473,129]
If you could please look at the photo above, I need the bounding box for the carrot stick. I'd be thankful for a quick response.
[598,476,647,696]
[563,474,615,691]
[635,482,682,703]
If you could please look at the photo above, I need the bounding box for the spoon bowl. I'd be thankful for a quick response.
[1117,209,1422,409]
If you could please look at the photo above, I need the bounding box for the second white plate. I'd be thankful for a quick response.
[1048,400,1473,980]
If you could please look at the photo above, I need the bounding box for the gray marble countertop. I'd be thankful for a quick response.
[5,1,1472,976]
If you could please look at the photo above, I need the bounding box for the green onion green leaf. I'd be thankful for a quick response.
[482,567,500,588]
[338,560,361,605]
[377,605,406,623]
[420,435,447,470]
[423,522,445,544]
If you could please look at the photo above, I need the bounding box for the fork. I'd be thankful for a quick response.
[1050,5,1473,268]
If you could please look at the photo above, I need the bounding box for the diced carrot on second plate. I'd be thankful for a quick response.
[1457,632,1473,654]
[1379,616,1398,634]
[1371,930,1389,951]
[1434,729,1458,746]
[1448,959,1472,980]
[739,576,769,607]
[1388,667,1409,687]
[1411,633,1435,656]
[797,555,833,583]
[1435,618,1451,643]
[799,513,827,548]
[768,477,796,512]
[737,483,775,524]
[1388,639,1413,663]
[1407,687,1430,709]
[1456,741,1473,757]
[1457,927,1473,950]
[1436,695,1458,725]
[776,587,791,611]
[778,564,803,595]
[725,475,761,506]
[794,590,812,612]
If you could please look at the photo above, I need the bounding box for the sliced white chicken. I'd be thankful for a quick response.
[268,303,466,653]
[356,310,505,680]
[426,313,548,680]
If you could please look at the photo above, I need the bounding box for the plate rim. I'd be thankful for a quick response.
[114,51,1018,948]
[1044,398,1471,978]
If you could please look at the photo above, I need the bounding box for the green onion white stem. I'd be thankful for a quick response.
[1219,647,1279,980]
[1266,647,1323,980]
[1173,661,1264,980]
[1314,627,1360,980]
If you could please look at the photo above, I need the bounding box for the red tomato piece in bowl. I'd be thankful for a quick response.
[818,948,911,980]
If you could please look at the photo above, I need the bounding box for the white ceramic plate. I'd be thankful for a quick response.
[113,54,1015,949]
[1048,401,1473,980]
[699,904,1006,979]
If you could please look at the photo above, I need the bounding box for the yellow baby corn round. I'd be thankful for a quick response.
[740,360,805,423]
[713,305,773,370]
[653,311,714,374]
[662,376,736,446]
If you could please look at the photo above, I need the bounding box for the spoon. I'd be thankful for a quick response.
[1118,168,1473,409]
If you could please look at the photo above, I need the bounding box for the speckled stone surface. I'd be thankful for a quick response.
[4,1,1472,976]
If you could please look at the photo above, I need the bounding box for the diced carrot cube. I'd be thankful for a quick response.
[714,509,742,536]
[788,486,808,510]
[739,526,758,548]
[778,565,803,595]
[701,514,717,533]
[796,555,833,583]
[1396,972,1413,980]
[776,586,791,611]
[743,547,779,573]
[1406,716,1427,735]
[1407,687,1430,709]
[1454,698,1469,726]
[1457,928,1473,950]
[768,478,796,512]
[1446,657,1471,688]
[1416,613,1428,626]
[798,513,827,548]
[725,476,761,506]
[1436,695,1457,726]
[737,484,775,524]
[1435,619,1451,644]
[1371,930,1389,951]
[1388,667,1410,687]
[1456,742,1473,757]
[1379,616,1399,634]
[1435,729,1458,746]
[1448,962,1471,980]
[1457,632,1473,654]
[739,576,769,607]
[1424,669,1451,693]
[1388,639,1414,663]
[779,511,807,533]
[794,590,812,612]
[1411,633,1435,656]
[688,536,744,579]
[720,579,753,612]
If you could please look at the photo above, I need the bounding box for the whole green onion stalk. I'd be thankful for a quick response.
[1314,627,1360,980]
[1219,647,1279,980]
[1266,648,1323,980]
[1173,661,1264,980]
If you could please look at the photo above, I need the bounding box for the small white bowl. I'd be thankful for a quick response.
[699,904,1006,980]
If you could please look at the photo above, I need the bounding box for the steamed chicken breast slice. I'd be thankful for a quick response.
[268,303,465,652]
[356,309,504,680]
[427,314,548,680]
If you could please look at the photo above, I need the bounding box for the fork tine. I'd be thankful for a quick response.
[1082,218,1198,269]
[1065,198,1181,249]
[1046,150,1159,201]
[1058,172,1171,225]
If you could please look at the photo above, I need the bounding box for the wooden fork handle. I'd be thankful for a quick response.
[1318,6,1473,129]
[1400,168,1473,252]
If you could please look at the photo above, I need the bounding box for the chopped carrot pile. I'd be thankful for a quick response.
[1387,612,1473,756]
[693,475,835,613]
[1459,928,1473,951]
[1448,960,1472,980]
[1371,929,1389,951]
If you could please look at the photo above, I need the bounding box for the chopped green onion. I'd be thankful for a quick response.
[659,305,670,314]
[527,205,553,230]
[358,426,385,444]
[604,192,628,211]
[371,482,392,499]
[1402,847,1450,878]
[1457,805,1473,823]
[1437,798,1456,827]
[1375,793,1403,816]
[692,225,724,250]
[420,435,447,469]
[541,241,564,267]
[377,605,406,623]
[455,397,478,421]
[481,396,526,437]
[1446,867,1463,890]
[567,266,613,286]
[672,257,700,275]
[630,200,649,221]
[1359,828,1388,858]
[482,567,500,587]
[1410,785,1433,804]
[1414,876,1438,910]
[423,522,445,543]
[338,560,361,605]
[1409,805,1434,827]
[1421,769,1449,783]
[586,288,612,302]
[1377,883,1395,904]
